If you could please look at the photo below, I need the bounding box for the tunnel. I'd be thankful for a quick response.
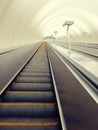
[0,0,98,130]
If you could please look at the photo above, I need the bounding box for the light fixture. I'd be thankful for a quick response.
[63,20,74,54]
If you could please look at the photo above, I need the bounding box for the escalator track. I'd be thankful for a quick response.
[0,43,62,130]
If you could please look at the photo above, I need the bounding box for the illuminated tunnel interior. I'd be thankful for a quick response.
[0,0,98,50]
[0,1,98,130]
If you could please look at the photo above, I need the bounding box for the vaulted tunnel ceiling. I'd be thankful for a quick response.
[0,0,98,50]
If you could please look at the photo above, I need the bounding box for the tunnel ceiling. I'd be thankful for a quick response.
[0,0,98,50]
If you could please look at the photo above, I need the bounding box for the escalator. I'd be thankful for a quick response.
[0,43,62,130]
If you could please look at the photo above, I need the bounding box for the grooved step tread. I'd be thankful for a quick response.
[22,71,50,74]
[0,103,55,106]
[7,91,53,94]
[18,76,50,78]
[23,70,50,72]
[0,122,58,126]
[15,77,51,83]
[18,76,50,77]
[10,82,53,91]
[19,73,50,77]
[12,83,52,85]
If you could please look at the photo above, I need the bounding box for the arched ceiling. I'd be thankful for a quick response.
[0,0,98,50]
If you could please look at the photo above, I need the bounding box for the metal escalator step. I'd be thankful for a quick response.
[25,65,49,67]
[26,65,49,67]
[19,72,50,77]
[0,126,60,130]
[22,69,50,73]
[3,91,55,102]
[15,77,51,83]
[0,117,59,126]
[25,67,49,70]
[27,63,49,65]
[0,103,57,118]
[0,118,60,130]
[26,68,49,71]
[10,83,53,91]
[0,122,58,126]
[0,103,55,106]
[0,117,59,122]
[22,70,50,73]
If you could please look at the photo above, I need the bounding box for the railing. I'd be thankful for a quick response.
[52,47,98,104]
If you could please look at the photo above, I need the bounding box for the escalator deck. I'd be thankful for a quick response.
[0,43,61,130]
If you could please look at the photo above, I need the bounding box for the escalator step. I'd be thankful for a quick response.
[15,77,51,83]
[26,63,49,66]
[0,118,59,128]
[25,67,49,70]
[10,83,53,91]
[0,117,59,122]
[3,91,55,102]
[19,72,50,77]
[22,69,50,73]
[0,122,58,126]
[0,103,57,118]
[25,65,49,67]
[0,118,59,129]
[0,126,60,130]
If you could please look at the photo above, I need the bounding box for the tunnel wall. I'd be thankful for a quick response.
[0,42,41,92]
